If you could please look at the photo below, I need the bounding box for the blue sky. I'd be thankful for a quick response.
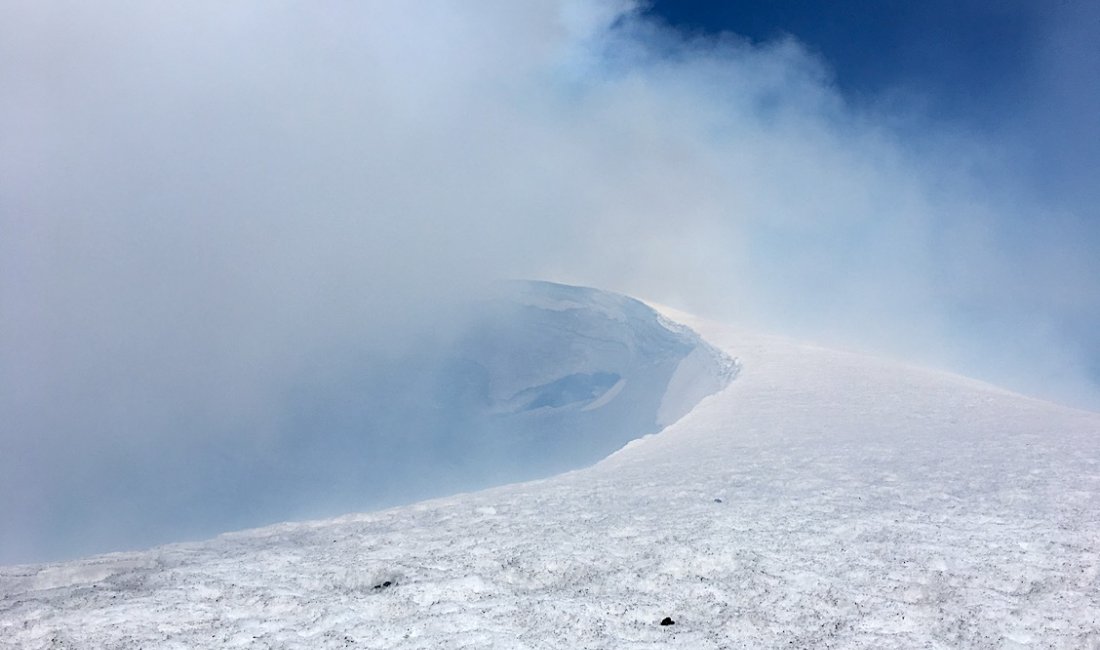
[1,0,1098,563]
[648,1,1038,115]
[646,1,1099,204]
[644,0,1100,399]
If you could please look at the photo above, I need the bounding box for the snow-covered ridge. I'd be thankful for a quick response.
[3,290,1099,649]
[1,282,735,566]
[387,280,737,482]
[470,281,736,420]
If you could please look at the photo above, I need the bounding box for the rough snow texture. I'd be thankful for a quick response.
[3,303,1100,649]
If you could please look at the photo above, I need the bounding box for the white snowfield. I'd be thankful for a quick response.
[3,305,1100,649]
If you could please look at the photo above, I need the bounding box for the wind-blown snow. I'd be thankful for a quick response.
[2,295,1099,648]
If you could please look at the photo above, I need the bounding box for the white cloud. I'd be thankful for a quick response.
[1,0,1096,562]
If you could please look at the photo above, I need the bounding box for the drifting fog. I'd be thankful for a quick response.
[2,0,1097,563]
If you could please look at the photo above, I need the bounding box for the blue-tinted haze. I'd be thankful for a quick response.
[1,0,1097,564]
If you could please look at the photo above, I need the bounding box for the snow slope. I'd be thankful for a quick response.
[3,296,1100,648]
[0,281,732,565]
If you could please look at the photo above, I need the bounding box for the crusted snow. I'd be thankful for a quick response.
[3,307,1100,648]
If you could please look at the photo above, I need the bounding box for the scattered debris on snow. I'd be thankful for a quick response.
[2,291,1099,649]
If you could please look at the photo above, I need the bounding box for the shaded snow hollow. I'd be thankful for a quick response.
[277,280,738,509]
[1,281,734,565]
[3,288,1100,648]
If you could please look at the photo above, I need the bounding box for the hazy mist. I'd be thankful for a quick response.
[2,0,1097,563]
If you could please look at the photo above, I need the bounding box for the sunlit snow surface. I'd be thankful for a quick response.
[4,299,1100,648]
